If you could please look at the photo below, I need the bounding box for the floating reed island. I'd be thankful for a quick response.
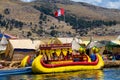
[104,60,120,68]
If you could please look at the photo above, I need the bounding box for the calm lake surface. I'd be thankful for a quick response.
[0,68,120,80]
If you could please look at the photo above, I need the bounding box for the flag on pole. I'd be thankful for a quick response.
[54,8,64,17]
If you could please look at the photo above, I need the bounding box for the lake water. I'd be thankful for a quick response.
[0,68,120,80]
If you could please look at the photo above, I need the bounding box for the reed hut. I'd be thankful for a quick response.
[5,39,45,61]
[57,37,88,47]
[105,40,120,53]
[0,35,8,59]
[57,37,82,44]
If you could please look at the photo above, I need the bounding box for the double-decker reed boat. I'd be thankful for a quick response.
[32,42,104,73]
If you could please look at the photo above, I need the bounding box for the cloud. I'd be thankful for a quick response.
[106,1,120,9]
[20,0,120,9]
[71,0,103,7]
[20,0,36,2]
[96,0,102,3]
[72,0,102,4]
[71,0,120,9]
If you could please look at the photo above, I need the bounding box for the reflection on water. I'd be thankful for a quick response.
[33,70,104,80]
[0,68,120,80]
[0,70,103,80]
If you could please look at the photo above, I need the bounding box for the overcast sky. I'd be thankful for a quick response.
[71,0,120,9]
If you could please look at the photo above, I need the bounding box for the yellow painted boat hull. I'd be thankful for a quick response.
[32,54,104,73]
[20,55,30,67]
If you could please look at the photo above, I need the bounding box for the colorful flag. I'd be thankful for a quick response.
[54,8,64,17]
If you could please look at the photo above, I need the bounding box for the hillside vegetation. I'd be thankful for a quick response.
[0,0,120,39]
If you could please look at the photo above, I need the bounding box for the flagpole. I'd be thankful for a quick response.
[64,12,65,22]
[63,11,66,37]
[77,18,78,28]
[76,17,78,33]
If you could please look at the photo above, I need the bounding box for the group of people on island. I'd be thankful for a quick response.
[72,46,99,62]
[42,46,100,62]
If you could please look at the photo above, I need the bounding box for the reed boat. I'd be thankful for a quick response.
[32,43,104,73]
[0,67,32,76]
[20,55,31,67]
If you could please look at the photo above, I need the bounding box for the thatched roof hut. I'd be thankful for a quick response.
[57,37,82,44]
[5,39,45,61]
